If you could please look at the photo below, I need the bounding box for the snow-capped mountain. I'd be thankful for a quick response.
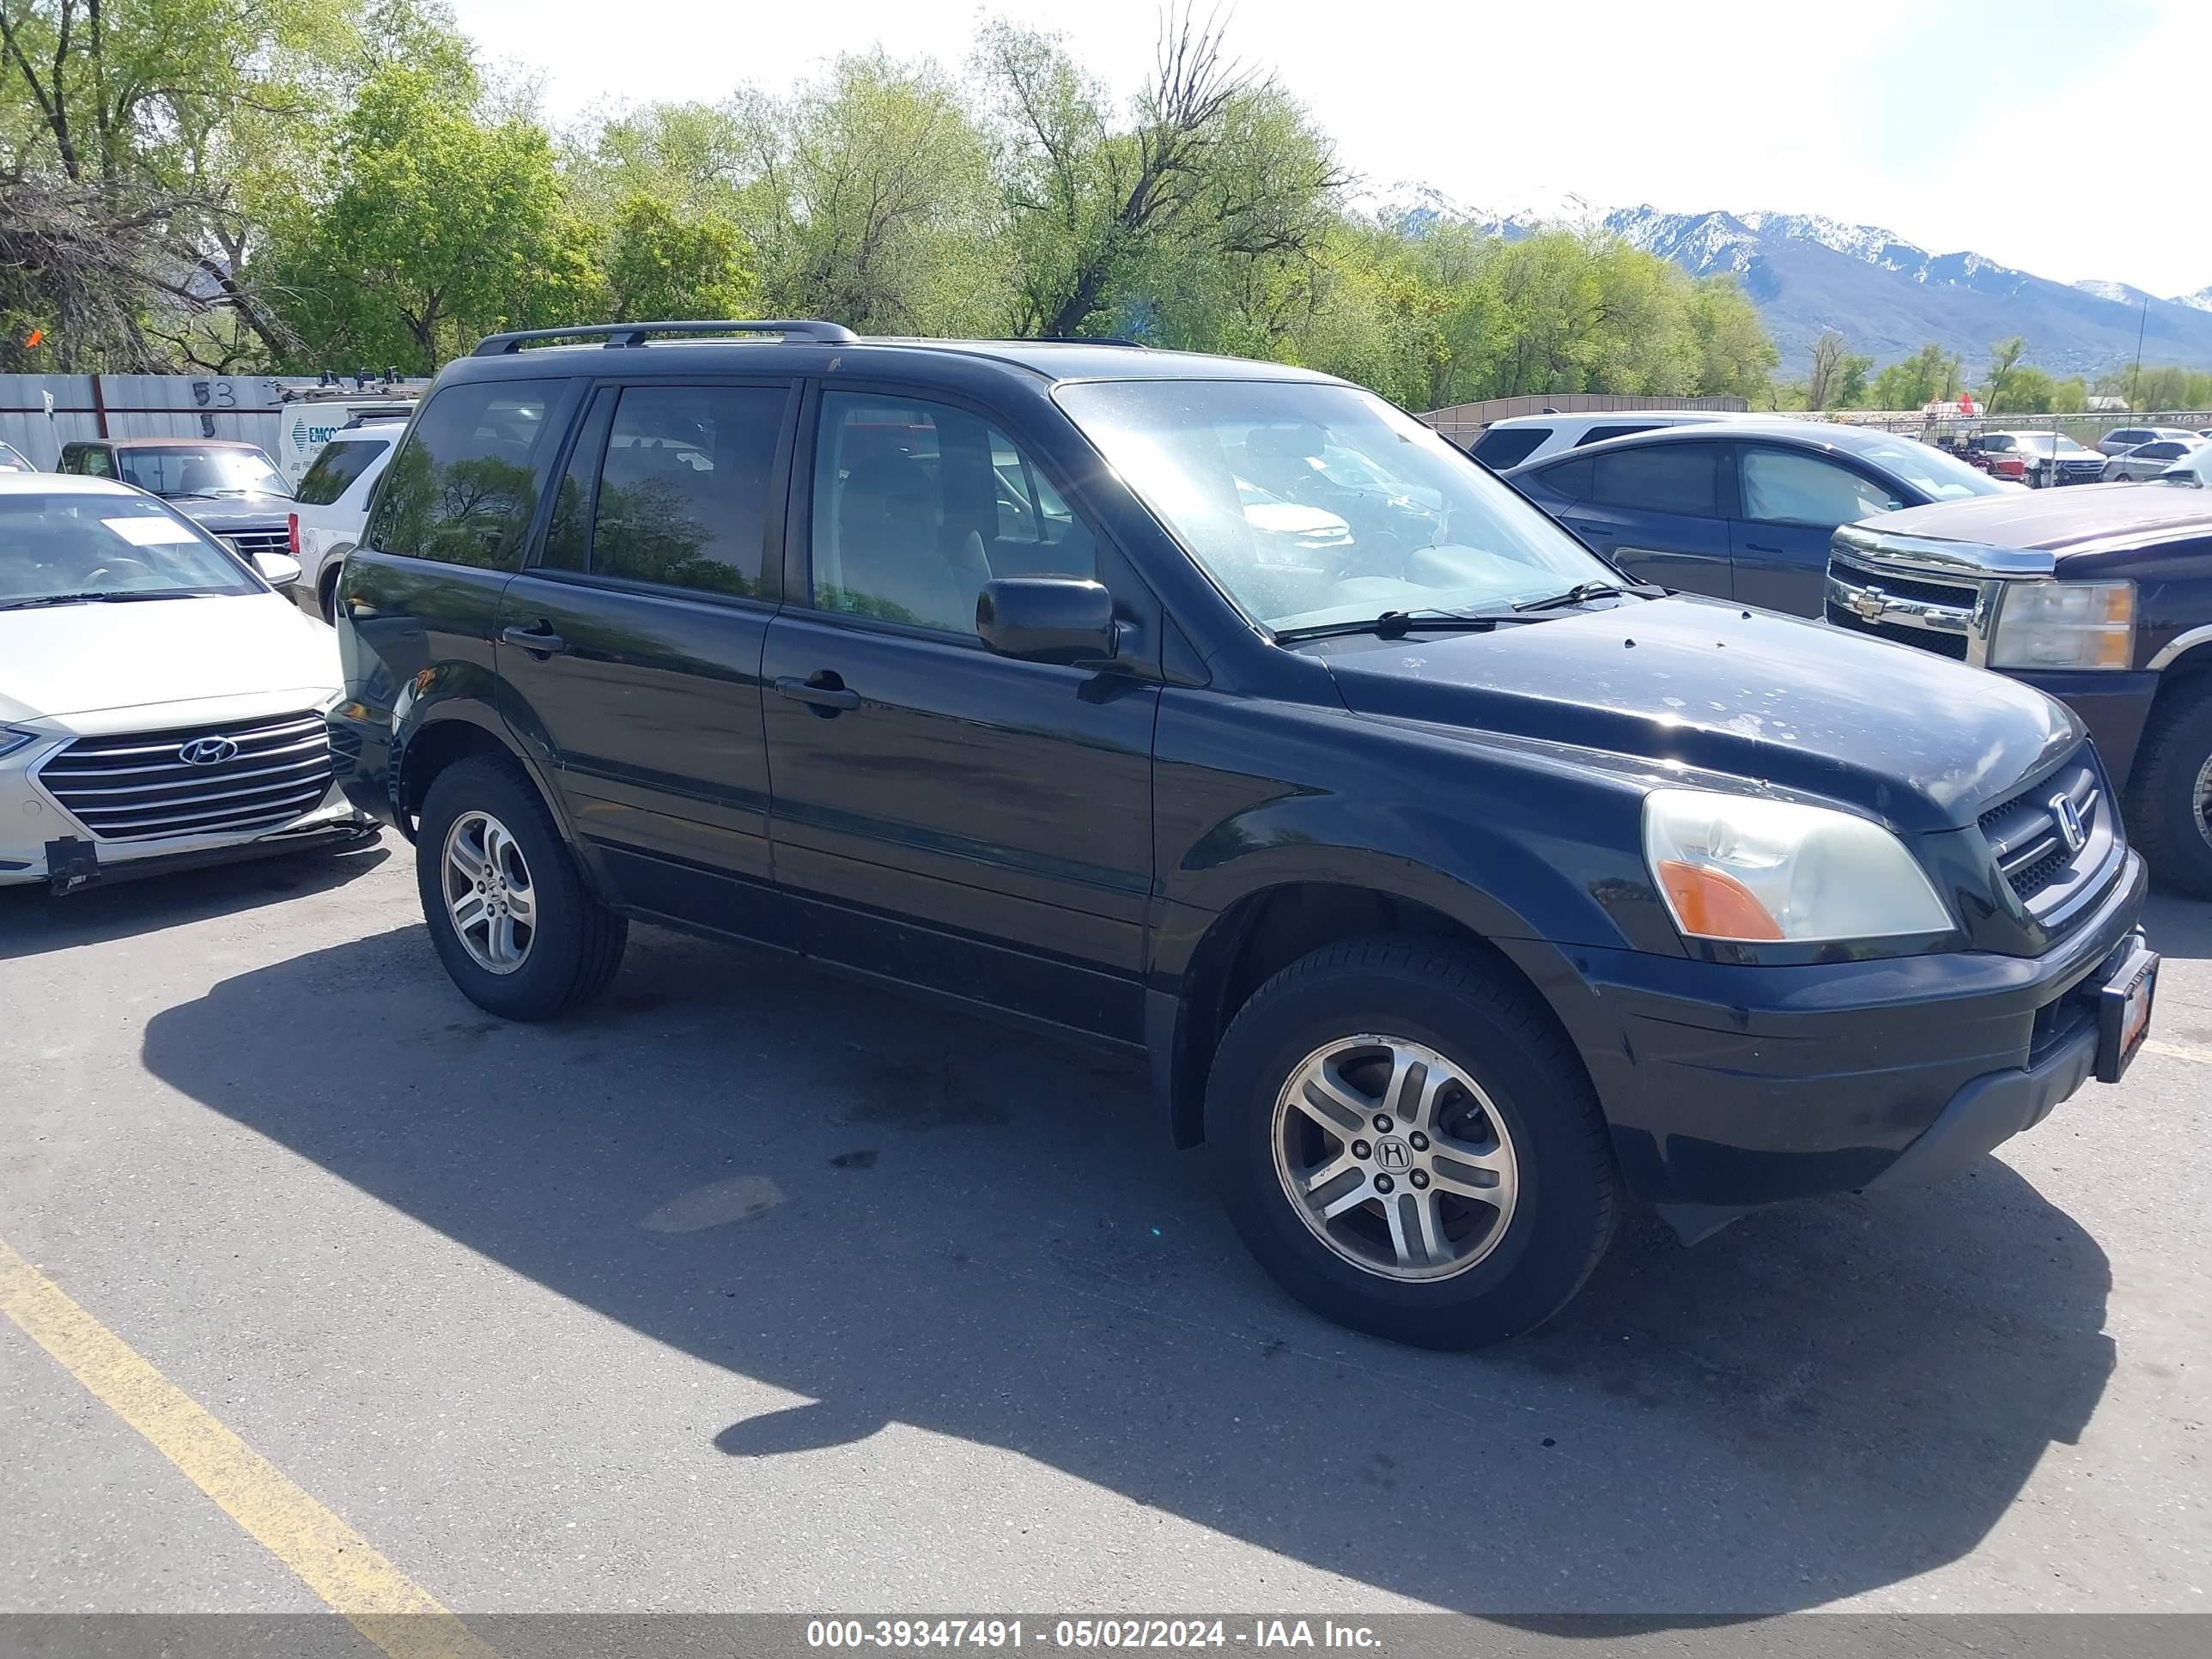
[1349,186,2212,376]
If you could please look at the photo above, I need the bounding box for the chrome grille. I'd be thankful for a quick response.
[222,526,291,559]
[37,712,333,842]
[1979,757,2102,904]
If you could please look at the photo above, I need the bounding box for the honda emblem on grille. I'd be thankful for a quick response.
[2051,792,2087,854]
[179,736,239,766]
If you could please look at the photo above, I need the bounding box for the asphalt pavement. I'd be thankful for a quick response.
[1,835,2207,1630]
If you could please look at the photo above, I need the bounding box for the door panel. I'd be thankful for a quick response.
[1732,445,1902,617]
[1555,441,1733,599]
[494,378,796,946]
[762,615,1157,1040]
[1726,523,1833,616]
[763,385,1158,1042]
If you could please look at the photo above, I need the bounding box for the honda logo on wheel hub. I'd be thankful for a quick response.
[178,736,239,766]
[1375,1137,1412,1171]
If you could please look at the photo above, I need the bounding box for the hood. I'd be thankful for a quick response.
[0,592,339,725]
[1869,483,2212,556]
[1313,596,2081,833]
[164,492,295,530]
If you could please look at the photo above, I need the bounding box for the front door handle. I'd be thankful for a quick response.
[1741,543,1786,556]
[776,672,861,714]
[501,623,568,656]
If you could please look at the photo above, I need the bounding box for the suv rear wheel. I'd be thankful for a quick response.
[416,754,626,1018]
[1205,937,1617,1349]
[2129,678,2212,899]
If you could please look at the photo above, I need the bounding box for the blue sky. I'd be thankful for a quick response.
[448,0,2209,297]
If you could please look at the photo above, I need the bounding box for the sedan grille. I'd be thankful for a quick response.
[222,526,292,559]
[37,712,333,842]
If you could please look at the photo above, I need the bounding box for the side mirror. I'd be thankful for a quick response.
[252,550,302,590]
[975,576,1116,665]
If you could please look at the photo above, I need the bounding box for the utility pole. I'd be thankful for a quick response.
[2130,296,2148,412]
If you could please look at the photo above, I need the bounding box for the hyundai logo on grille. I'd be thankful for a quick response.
[2051,792,2087,854]
[179,736,240,766]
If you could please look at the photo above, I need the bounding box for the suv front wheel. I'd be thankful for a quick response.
[1206,938,1617,1349]
[416,754,627,1019]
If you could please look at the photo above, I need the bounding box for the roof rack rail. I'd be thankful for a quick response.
[1035,336,1149,348]
[471,319,858,356]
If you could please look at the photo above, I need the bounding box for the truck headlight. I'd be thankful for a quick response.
[1643,790,1953,945]
[0,726,39,762]
[1988,580,2135,671]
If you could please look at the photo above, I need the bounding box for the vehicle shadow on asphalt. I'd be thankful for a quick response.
[0,841,391,963]
[140,920,2116,1618]
[2143,890,2211,960]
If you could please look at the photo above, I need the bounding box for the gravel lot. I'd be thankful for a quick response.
[3,834,2207,1625]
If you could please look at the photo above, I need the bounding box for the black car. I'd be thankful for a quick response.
[1503,420,2014,616]
[56,437,297,563]
[331,320,2156,1350]
[1829,485,2212,896]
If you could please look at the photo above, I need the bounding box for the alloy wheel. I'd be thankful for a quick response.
[1270,1035,1520,1281]
[441,810,537,975]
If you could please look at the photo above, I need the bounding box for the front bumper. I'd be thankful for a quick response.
[1516,851,2149,1219]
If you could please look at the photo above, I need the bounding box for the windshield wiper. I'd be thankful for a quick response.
[0,591,193,610]
[1274,608,1505,644]
[1513,580,1632,612]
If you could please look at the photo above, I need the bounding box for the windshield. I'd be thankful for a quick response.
[0,491,264,608]
[1055,380,1614,632]
[2014,434,2094,457]
[116,446,291,499]
[1859,440,2011,501]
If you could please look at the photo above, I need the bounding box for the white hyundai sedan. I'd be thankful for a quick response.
[1,473,374,892]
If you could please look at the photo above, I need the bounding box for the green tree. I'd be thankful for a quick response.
[1981,335,2027,410]
[1869,343,1963,410]
[599,194,756,323]
[1832,354,1873,408]
[264,58,599,370]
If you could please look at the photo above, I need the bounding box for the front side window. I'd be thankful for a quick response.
[811,392,1096,636]
[1589,444,1720,516]
[0,492,262,609]
[366,381,556,568]
[115,446,289,499]
[1055,380,1613,634]
[294,440,389,507]
[1741,448,1897,526]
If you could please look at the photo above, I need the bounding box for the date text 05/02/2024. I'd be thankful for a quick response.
[804,1620,1383,1650]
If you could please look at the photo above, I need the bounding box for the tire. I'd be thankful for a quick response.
[1205,936,1618,1350]
[318,548,353,624]
[2127,678,2212,900]
[415,753,627,1019]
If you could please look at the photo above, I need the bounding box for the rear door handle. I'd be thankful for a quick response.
[501,624,568,656]
[776,673,861,714]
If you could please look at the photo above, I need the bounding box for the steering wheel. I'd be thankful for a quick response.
[84,555,156,585]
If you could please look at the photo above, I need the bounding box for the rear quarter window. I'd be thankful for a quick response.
[1471,426,1551,470]
[1528,456,1595,502]
[365,381,561,568]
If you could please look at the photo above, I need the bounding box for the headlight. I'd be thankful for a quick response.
[0,726,39,762]
[1989,580,2135,671]
[1643,789,1953,945]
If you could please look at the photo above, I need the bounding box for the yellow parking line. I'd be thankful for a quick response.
[0,1237,500,1659]
[2145,1037,2212,1066]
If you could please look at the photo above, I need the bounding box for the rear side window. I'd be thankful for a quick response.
[1470,425,1550,470]
[2140,442,2184,460]
[1528,456,1594,502]
[295,439,388,507]
[1589,444,1719,515]
[592,385,787,596]
[73,447,116,478]
[366,380,557,568]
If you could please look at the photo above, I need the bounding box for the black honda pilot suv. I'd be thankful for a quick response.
[331,320,2159,1348]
